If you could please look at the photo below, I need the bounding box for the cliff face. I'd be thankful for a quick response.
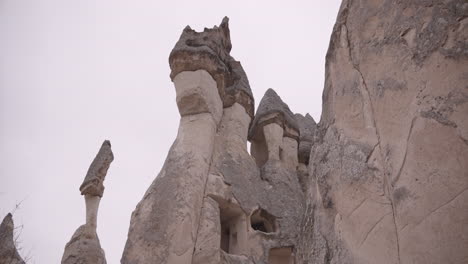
[298,0,468,263]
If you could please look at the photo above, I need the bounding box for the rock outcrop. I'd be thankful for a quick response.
[0,214,25,264]
[56,2,467,263]
[62,140,113,264]
[122,18,304,264]
[297,0,468,263]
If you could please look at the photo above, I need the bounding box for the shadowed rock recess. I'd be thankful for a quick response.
[56,1,467,263]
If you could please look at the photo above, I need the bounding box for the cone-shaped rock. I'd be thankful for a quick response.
[0,214,25,264]
[249,88,299,141]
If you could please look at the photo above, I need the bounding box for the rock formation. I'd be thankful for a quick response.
[61,140,114,264]
[121,17,304,264]
[0,214,25,264]
[296,0,468,263]
[59,1,467,263]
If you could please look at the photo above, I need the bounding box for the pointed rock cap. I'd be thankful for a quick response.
[0,213,25,264]
[169,16,232,98]
[248,88,299,141]
[295,113,317,164]
[169,17,255,118]
[80,140,114,197]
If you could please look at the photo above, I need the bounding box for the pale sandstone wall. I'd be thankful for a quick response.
[297,0,468,263]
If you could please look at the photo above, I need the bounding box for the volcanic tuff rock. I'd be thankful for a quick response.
[80,140,114,197]
[0,214,25,264]
[294,113,316,164]
[297,0,468,263]
[58,1,467,263]
[169,17,255,119]
[62,140,113,264]
[122,17,304,264]
[249,88,299,141]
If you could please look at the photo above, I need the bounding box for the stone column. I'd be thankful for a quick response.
[84,195,101,229]
[263,123,284,162]
[62,140,113,264]
[121,70,222,264]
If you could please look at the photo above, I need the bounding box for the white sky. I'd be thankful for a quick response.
[0,1,341,263]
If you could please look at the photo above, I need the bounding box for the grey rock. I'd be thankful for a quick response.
[224,58,255,119]
[297,0,468,263]
[62,141,113,264]
[61,225,106,264]
[169,17,255,119]
[249,88,299,141]
[0,214,25,264]
[80,140,114,197]
[295,113,316,164]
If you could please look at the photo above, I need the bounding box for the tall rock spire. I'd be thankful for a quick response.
[61,140,113,264]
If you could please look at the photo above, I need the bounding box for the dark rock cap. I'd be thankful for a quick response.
[169,17,232,97]
[249,88,299,141]
[169,17,255,119]
[79,140,114,197]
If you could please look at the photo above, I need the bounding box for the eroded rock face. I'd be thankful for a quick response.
[80,140,114,197]
[122,18,304,264]
[169,17,255,119]
[294,113,316,165]
[297,1,468,263]
[0,214,25,264]
[61,225,106,264]
[249,89,299,141]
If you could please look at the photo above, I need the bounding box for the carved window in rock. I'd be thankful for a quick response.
[250,208,276,233]
[219,201,246,255]
[268,247,294,264]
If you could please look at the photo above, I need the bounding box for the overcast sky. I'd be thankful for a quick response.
[0,1,341,263]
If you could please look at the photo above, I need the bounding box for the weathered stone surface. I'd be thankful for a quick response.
[112,6,467,263]
[224,59,255,119]
[297,0,468,263]
[169,17,232,94]
[121,69,222,263]
[61,225,106,264]
[79,140,114,197]
[249,89,299,141]
[206,102,304,263]
[169,17,255,119]
[0,214,25,264]
[295,113,316,164]
[62,141,113,264]
[174,70,223,124]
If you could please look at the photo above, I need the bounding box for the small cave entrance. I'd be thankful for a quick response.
[250,208,276,233]
[219,200,246,255]
[269,247,294,264]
